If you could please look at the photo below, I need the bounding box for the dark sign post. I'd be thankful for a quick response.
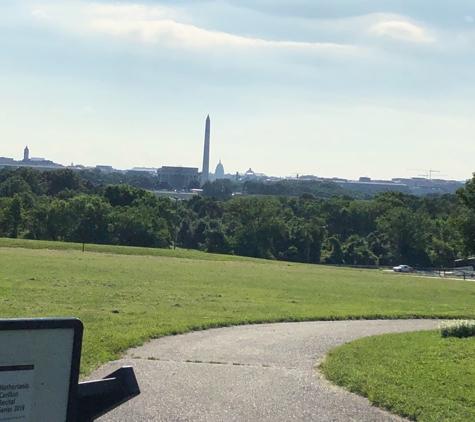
[0,318,140,422]
[76,367,140,422]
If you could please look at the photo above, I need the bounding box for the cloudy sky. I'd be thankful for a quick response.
[1,1,474,180]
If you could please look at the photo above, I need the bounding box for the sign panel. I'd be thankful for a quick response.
[0,319,82,422]
[0,365,35,421]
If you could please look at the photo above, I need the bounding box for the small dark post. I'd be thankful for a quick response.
[174,197,179,250]
[81,216,91,253]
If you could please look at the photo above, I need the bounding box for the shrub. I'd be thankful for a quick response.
[439,320,475,338]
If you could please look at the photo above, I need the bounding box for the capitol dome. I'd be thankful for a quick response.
[215,160,225,179]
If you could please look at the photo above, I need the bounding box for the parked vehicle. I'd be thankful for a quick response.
[393,265,413,273]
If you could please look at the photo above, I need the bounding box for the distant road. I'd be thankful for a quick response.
[152,190,197,200]
[91,320,440,422]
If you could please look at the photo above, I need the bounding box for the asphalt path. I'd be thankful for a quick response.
[89,319,440,422]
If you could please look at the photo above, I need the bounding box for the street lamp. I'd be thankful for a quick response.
[173,197,179,250]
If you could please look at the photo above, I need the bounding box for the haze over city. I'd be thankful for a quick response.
[1,1,474,180]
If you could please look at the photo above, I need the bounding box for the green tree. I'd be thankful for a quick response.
[202,180,236,200]
[321,235,344,264]
[342,235,378,265]
[456,174,475,255]
[5,195,24,238]
[104,185,150,207]
[0,176,32,198]
[109,207,171,248]
[376,208,431,266]
[229,197,289,259]
[67,195,112,244]
[44,169,81,196]
[285,216,325,264]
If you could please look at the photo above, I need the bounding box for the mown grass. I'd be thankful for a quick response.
[0,238,257,262]
[1,238,475,377]
[320,330,475,421]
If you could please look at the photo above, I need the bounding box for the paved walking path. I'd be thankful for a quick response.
[90,319,440,421]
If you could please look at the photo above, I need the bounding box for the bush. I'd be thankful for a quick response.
[439,320,475,338]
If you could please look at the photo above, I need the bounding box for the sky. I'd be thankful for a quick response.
[1,1,475,181]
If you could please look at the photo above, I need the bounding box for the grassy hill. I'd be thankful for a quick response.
[1,238,474,375]
[321,330,475,421]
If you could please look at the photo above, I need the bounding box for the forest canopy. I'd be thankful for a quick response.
[0,166,474,268]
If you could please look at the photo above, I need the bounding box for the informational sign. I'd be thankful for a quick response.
[0,319,83,422]
[0,365,35,421]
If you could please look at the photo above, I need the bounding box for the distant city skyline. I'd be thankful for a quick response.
[0,142,466,184]
[1,120,471,182]
[0,140,465,197]
[1,1,474,181]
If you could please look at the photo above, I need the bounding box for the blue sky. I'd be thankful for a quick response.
[1,1,474,180]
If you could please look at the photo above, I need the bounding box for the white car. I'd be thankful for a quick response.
[393,265,413,273]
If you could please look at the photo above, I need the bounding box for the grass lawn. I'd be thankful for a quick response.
[1,238,475,377]
[0,238,258,262]
[320,330,475,421]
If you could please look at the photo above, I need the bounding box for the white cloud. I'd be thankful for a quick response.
[466,16,474,23]
[30,1,366,56]
[370,21,435,44]
[89,18,359,54]
[81,3,188,22]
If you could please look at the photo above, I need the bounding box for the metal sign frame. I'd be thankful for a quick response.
[0,318,83,422]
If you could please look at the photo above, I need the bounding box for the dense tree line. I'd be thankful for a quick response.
[242,180,367,199]
[1,167,474,267]
[201,179,366,200]
[76,168,363,199]
[76,168,171,191]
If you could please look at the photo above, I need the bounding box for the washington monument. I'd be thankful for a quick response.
[201,115,210,186]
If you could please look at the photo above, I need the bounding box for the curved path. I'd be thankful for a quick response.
[91,320,440,421]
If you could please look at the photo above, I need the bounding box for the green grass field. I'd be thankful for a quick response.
[321,330,475,421]
[1,238,475,379]
[0,238,257,262]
